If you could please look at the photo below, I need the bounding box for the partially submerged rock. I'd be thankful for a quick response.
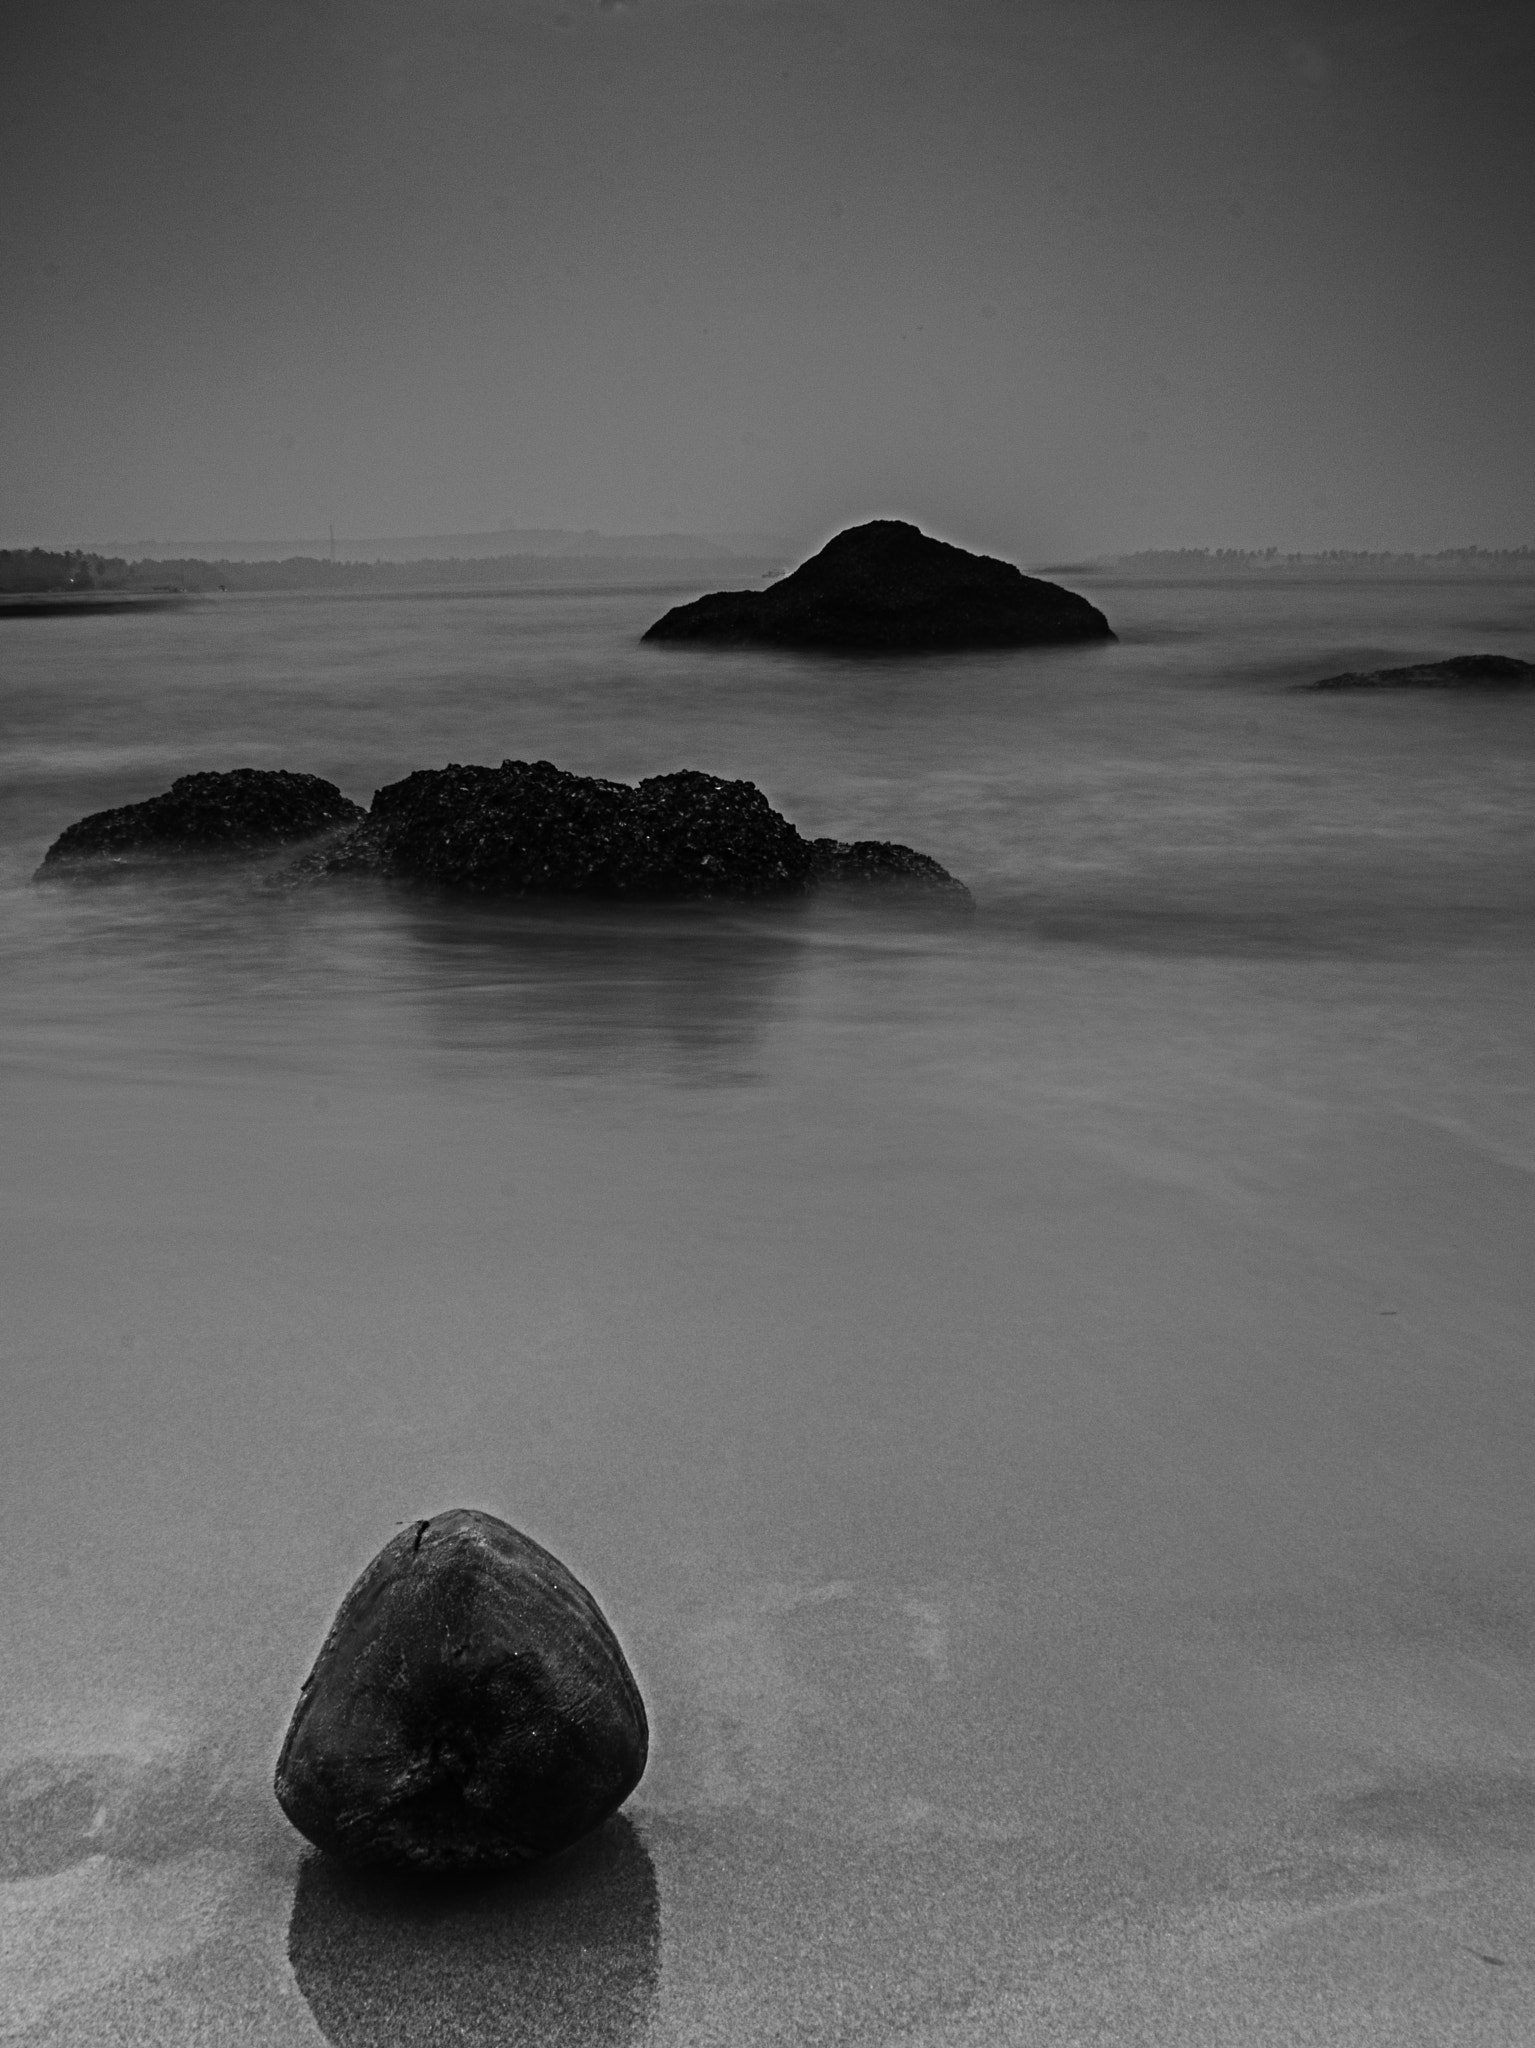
[39,756,973,906]
[317,759,814,898]
[642,519,1115,652]
[275,1509,648,1873]
[38,767,363,869]
[1307,654,1535,691]
[808,836,973,899]
[307,757,974,906]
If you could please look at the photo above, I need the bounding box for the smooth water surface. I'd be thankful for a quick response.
[4,572,1535,2043]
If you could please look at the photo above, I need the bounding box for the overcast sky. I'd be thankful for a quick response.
[4,0,1532,556]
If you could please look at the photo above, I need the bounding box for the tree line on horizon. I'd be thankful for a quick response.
[1116,544,1535,570]
[0,548,775,595]
[0,549,134,592]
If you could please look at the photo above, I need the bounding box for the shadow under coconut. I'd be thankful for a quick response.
[288,1814,660,2048]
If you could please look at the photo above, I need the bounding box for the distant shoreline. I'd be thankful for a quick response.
[1091,546,1535,578]
[5,542,1531,608]
[0,547,786,604]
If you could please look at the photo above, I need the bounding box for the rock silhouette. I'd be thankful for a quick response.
[1307,654,1535,690]
[642,519,1115,651]
[38,767,362,868]
[275,1510,648,1872]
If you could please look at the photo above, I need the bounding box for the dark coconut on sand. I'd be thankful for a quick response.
[274,1510,648,1873]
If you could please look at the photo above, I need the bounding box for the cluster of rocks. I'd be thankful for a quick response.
[643,518,1115,652]
[34,518,1120,906]
[40,758,973,906]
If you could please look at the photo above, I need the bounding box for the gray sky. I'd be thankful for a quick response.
[4,0,1532,556]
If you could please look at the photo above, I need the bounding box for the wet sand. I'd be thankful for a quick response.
[4,900,1535,2043]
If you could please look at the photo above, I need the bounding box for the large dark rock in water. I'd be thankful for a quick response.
[641,519,1115,651]
[1308,654,1535,691]
[310,757,973,905]
[39,767,363,868]
[321,760,813,898]
[38,756,972,905]
[275,1510,648,1873]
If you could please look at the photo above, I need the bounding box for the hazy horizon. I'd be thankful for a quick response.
[5,0,1534,559]
[10,524,1535,569]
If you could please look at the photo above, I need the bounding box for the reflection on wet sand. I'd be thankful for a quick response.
[7,867,820,1092]
[288,1815,660,2048]
[396,893,809,1082]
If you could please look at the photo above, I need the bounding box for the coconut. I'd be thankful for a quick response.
[275,1509,647,1871]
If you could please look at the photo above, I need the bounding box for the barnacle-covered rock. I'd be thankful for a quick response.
[303,756,975,908]
[274,1509,648,1872]
[315,758,816,898]
[38,767,363,869]
[1307,655,1535,690]
[38,756,975,908]
[807,835,974,899]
